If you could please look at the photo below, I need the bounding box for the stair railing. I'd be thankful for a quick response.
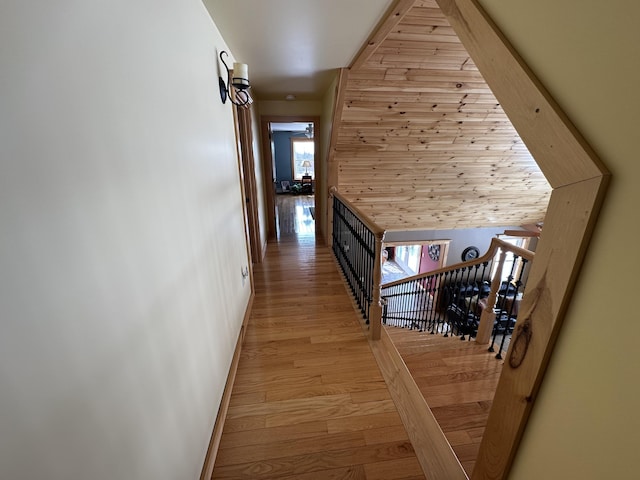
[330,187,385,340]
[381,238,534,357]
[329,186,535,353]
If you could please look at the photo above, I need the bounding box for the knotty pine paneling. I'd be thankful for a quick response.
[336,1,550,230]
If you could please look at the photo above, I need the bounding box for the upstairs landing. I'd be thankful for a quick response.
[213,237,426,479]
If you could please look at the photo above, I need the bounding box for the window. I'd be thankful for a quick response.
[395,245,422,275]
[291,139,314,180]
[493,235,531,283]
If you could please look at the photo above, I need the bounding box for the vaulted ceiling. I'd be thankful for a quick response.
[331,0,551,231]
[208,0,552,232]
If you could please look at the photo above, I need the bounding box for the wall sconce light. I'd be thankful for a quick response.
[218,51,251,107]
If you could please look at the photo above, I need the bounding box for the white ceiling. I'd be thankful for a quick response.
[203,0,393,100]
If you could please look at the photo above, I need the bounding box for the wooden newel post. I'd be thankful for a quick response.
[476,249,507,345]
[327,186,337,248]
[369,232,385,341]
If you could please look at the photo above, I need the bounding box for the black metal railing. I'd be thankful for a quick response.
[331,194,377,324]
[488,254,530,359]
[382,260,493,339]
[381,239,534,358]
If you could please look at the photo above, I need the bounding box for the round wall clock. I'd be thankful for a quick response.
[428,244,440,261]
[461,246,480,262]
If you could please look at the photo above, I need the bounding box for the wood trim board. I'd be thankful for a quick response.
[369,328,468,479]
[236,106,262,263]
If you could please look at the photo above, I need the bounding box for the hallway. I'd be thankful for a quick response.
[275,193,316,240]
[212,201,426,479]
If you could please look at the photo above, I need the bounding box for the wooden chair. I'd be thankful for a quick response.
[301,175,313,194]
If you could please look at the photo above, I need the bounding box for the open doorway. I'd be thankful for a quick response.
[260,116,319,241]
[382,240,451,284]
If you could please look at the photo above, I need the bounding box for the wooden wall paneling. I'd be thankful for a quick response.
[435,0,607,189]
[350,0,419,71]
[332,0,552,232]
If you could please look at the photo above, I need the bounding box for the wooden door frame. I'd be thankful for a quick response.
[236,106,262,263]
[259,115,320,240]
[383,239,451,272]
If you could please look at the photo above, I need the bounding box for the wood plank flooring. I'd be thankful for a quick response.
[213,196,502,478]
[275,193,315,238]
[213,201,426,479]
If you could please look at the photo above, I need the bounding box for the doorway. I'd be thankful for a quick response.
[260,116,319,242]
[382,240,451,284]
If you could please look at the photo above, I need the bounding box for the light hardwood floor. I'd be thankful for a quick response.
[212,196,501,478]
[213,196,425,479]
[275,193,315,239]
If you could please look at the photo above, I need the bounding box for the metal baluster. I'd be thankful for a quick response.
[434,272,445,334]
[417,278,427,331]
[495,256,528,359]
[490,250,518,355]
[442,270,454,336]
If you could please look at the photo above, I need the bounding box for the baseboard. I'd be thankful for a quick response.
[200,292,254,480]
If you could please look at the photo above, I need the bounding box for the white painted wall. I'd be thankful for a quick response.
[0,1,250,479]
[477,1,640,478]
[384,226,521,267]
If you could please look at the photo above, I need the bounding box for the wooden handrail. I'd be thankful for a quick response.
[329,186,386,237]
[330,188,535,346]
[382,237,534,289]
[330,187,386,340]
[381,238,535,345]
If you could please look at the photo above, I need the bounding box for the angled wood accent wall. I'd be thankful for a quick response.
[433,1,610,479]
[328,0,610,479]
[332,0,551,231]
[330,1,609,480]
